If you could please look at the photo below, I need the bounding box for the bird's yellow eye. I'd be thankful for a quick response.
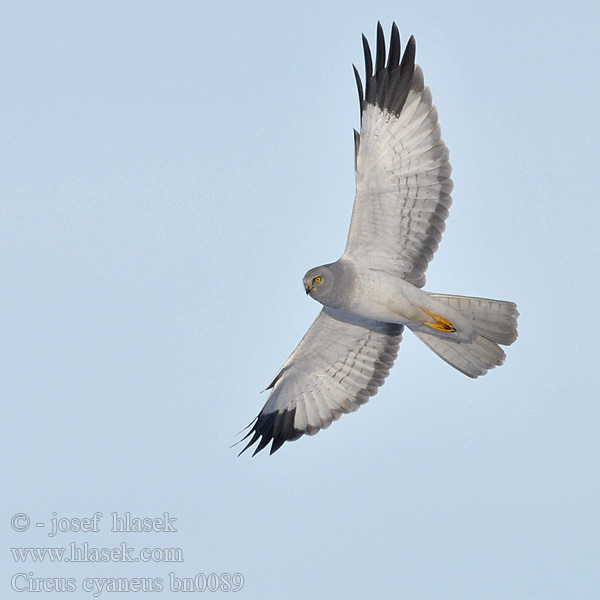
[314,276,322,283]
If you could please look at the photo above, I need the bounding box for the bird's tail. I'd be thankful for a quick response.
[412,294,519,378]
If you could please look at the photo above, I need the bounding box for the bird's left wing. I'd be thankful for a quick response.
[343,22,454,288]
[239,307,403,456]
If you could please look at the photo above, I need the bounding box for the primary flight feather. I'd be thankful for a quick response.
[239,22,518,456]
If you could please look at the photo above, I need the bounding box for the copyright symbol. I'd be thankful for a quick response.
[11,513,30,532]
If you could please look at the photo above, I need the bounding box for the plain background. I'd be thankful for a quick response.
[2,1,599,598]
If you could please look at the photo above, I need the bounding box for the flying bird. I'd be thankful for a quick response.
[239,22,518,456]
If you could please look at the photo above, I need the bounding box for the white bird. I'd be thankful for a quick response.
[240,22,518,456]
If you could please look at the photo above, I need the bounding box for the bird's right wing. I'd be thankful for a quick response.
[239,307,403,456]
[343,23,454,288]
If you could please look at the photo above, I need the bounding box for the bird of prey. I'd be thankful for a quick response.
[239,22,518,456]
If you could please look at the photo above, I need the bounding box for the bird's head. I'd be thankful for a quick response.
[303,266,327,297]
[303,263,348,307]
[303,261,354,308]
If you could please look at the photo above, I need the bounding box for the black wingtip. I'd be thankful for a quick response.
[361,33,373,78]
[236,408,303,457]
[400,35,416,73]
[237,430,260,457]
[359,23,417,118]
[353,64,363,105]
[269,436,287,455]
[387,23,401,69]
[375,22,386,74]
[353,127,360,149]
[251,434,271,456]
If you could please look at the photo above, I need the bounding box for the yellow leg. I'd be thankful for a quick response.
[421,309,456,333]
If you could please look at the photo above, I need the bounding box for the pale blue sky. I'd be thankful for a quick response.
[2,1,599,598]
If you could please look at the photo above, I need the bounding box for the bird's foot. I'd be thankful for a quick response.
[421,309,456,333]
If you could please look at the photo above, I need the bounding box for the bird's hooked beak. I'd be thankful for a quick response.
[304,282,311,295]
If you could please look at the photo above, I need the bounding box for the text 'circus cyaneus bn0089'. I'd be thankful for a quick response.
[239,22,518,456]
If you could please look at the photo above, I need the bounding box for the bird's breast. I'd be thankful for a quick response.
[344,268,426,324]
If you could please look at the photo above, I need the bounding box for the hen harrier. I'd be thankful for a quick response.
[239,23,518,456]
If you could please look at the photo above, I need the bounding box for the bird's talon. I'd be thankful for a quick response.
[422,309,456,333]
